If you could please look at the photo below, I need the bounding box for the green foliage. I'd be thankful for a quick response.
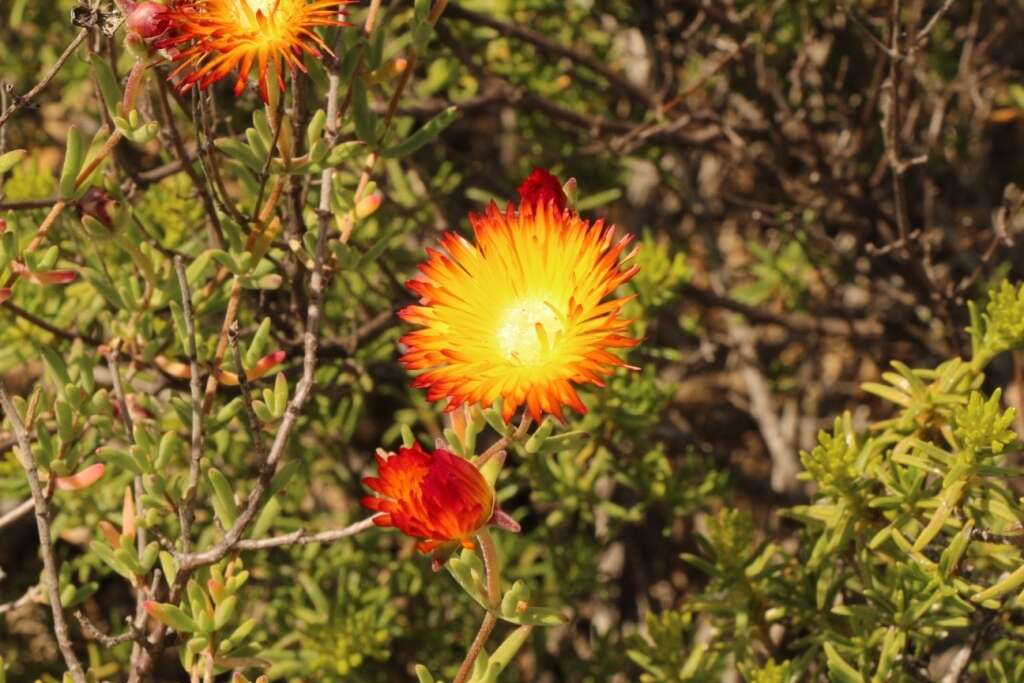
[626,280,1024,681]
[973,280,1024,359]
[735,241,813,308]
[2,1,1023,682]
[627,609,723,682]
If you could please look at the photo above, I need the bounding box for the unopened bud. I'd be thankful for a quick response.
[125,2,170,40]
[518,168,567,212]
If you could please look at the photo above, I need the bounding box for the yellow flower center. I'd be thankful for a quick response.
[497,298,563,366]
[242,0,279,13]
[232,0,287,33]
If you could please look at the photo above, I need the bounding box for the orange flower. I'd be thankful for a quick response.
[398,170,640,423]
[362,444,497,563]
[159,0,352,101]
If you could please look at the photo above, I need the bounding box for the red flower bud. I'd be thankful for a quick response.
[125,2,170,40]
[362,444,500,568]
[517,167,567,212]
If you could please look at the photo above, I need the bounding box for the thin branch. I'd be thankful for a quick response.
[884,0,912,244]
[445,4,656,108]
[249,96,287,225]
[198,143,287,416]
[132,8,365,679]
[233,516,378,551]
[154,77,225,249]
[678,282,883,339]
[837,1,900,58]
[335,0,446,245]
[0,300,104,346]
[0,583,40,615]
[0,381,87,683]
[107,347,153,674]
[474,414,532,468]
[0,199,57,211]
[105,349,147,549]
[176,39,339,575]
[0,498,33,530]
[106,350,136,437]
[74,610,144,647]
[136,155,195,183]
[916,0,957,44]
[727,317,800,494]
[0,29,89,129]
[191,91,249,228]
[0,82,10,154]
[228,321,268,459]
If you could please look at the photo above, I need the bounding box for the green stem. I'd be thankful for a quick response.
[473,414,532,469]
[452,529,502,683]
[480,529,501,609]
[969,347,995,376]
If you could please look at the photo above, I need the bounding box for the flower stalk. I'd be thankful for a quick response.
[452,529,502,683]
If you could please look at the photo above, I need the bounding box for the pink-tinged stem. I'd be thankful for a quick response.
[121,60,148,115]
[452,529,502,683]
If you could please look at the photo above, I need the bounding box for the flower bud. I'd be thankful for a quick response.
[517,167,567,212]
[125,1,170,40]
[362,444,508,570]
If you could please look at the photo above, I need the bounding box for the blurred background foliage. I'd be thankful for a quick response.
[3,0,1024,681]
